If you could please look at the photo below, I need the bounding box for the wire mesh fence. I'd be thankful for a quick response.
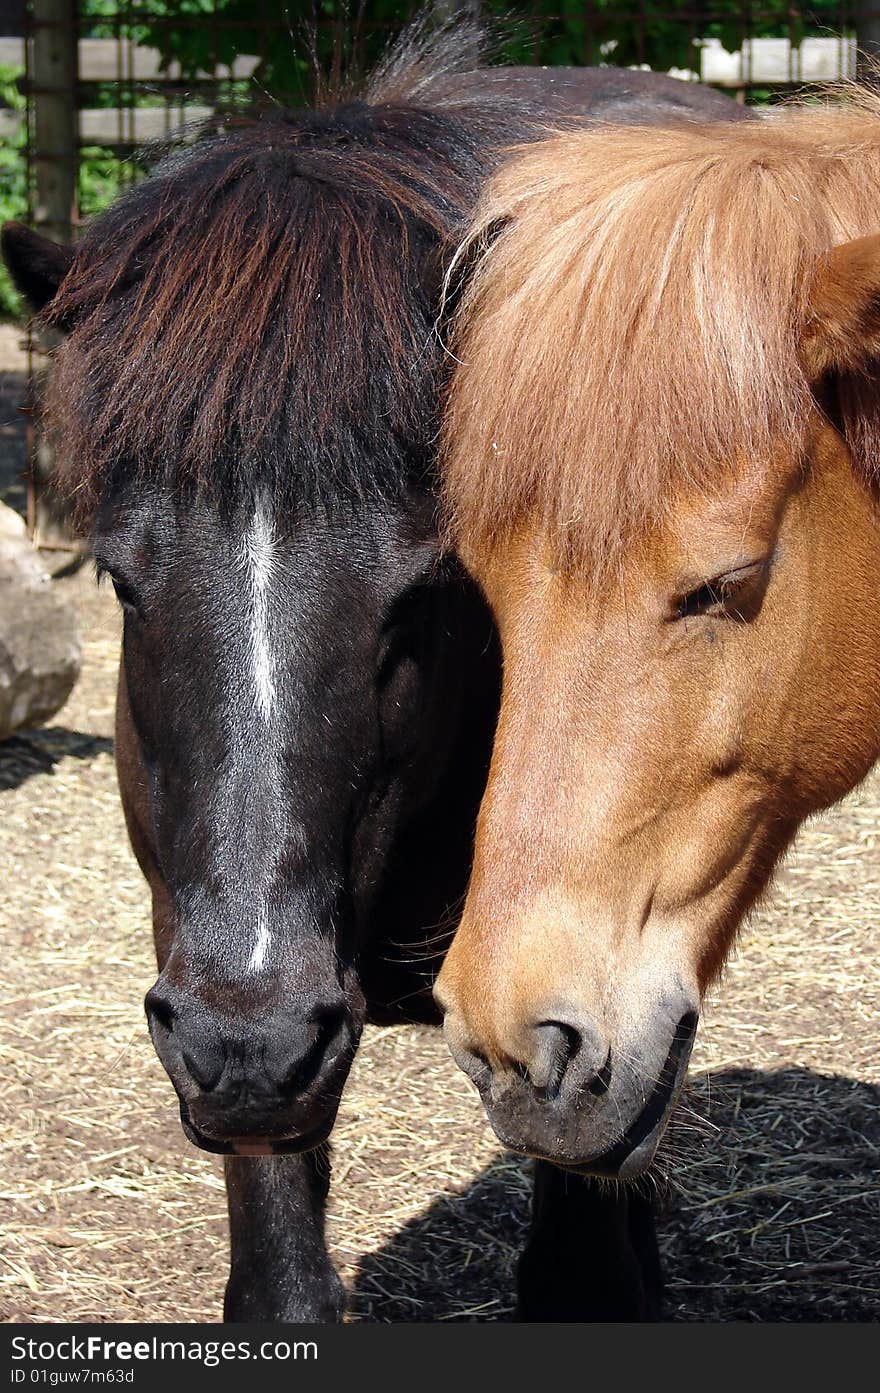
[9,1,864,243]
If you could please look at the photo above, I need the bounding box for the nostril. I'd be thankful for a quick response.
[274,1004,349,1094]
[529,1021,581,1098]
[587,1045,612,1097]
[459,1043,493,1090]
[145,987,226,1092]
[144,988,176,1033]
[311,1002,348,1039]
[443,1030,492,1090]
[527,1012,610,1101]
[181,1044,225,1092]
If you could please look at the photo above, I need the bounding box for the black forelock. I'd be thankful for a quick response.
[43,31,538,529]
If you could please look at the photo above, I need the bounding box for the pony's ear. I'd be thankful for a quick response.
[802,232,880,380]
[435,217,510,332]
[1,221,75,318]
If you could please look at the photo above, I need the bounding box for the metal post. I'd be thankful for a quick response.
[27,0,77,246]
[22,1,79,548]
[856,1,880,74]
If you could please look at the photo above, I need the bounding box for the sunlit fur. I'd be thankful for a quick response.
[443,88,880,577]
[437,85,880,1177]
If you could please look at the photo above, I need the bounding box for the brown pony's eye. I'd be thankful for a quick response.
[674,562,768,623]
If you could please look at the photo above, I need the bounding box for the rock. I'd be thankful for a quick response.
[0,502,81,739]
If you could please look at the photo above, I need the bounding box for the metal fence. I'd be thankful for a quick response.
[8,0,865,247]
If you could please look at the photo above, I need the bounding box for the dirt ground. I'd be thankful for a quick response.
[0,324,878,1323]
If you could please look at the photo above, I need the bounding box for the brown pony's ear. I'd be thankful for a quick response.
[802,232,880,380]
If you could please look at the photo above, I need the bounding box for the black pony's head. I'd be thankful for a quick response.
[3,53,517,1153]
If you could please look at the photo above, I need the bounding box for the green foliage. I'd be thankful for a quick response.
[0,64,126,321]
[77,147,126,220]
[488,0,851,72]
[0,64,27,319]
[2,1,855,321]
[77,0,854,93]
[81,0,419,103]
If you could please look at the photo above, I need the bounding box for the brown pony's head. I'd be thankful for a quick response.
[437,106,880,1177]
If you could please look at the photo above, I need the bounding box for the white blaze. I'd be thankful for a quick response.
[241,500,277,972]
[247,908,271,974]
[242,501,277,721]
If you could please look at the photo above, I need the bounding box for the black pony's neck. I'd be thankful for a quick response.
[361,555,502,1026]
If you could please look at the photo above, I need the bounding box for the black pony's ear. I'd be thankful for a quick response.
[1,221,75,317]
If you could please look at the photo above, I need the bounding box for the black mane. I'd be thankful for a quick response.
[44,23,543,525]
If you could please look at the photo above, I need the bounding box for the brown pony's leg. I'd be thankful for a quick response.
[224,1152,345,1322]
[516,1163,661,1321]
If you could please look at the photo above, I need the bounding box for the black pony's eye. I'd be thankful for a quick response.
[674,562,768,623]
[377,631,406,687]
[377,582,436,682]
[110,575,141,614]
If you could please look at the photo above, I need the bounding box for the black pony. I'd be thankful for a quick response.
[3,21,742,1320]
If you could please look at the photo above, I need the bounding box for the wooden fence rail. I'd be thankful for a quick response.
[1,35,256,150]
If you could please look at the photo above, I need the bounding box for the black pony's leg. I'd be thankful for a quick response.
[223,1149,345,1322]
[625,1179,664,1317]
[515,1161,662,1321]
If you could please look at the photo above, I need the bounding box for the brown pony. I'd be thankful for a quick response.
[437,92,880,1180]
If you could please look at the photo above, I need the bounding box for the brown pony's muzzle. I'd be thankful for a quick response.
[438,974,699,1177]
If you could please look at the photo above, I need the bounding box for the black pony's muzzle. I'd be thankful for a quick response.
[176,1103,336,1157]
[145,980,362,1154]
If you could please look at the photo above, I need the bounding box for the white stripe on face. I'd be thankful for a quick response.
[240,499,277,973]
[247,907,271,973]
[242,500,277,721]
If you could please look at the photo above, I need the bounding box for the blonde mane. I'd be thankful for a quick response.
[442,89,880,570]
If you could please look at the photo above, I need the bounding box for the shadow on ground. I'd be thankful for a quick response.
[0,727,114,791]
[350,1065,880,1322]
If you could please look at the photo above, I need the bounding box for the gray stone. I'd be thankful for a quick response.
[0,502,81,739]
